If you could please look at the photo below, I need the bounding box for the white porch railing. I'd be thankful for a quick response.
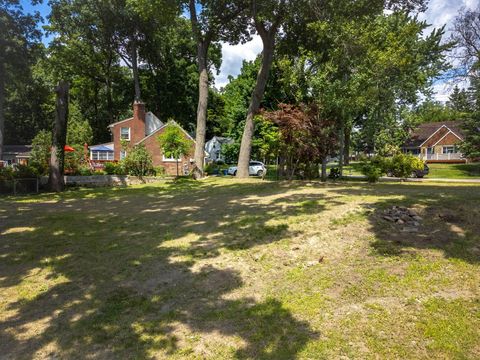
[417,153,463,161]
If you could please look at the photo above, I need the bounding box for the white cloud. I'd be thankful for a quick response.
[418,0,477,102]
[214,35,263,89]
[214,1,479,99]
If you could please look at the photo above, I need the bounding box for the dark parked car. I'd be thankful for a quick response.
[413,163,429,178]
[386,163,429,178]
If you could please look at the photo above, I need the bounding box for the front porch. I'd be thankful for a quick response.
[419,153,466,162]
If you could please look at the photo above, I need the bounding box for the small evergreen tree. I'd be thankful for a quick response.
[157,122,191,177]
[30,130,52,175]
[459,113,480,159]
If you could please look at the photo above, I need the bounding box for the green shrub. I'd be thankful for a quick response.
[103,161,127,175]
[121,144,154,177]
[104,162,118,175]
[204,162,219,175]
[13,165,39,179]
[77,166,93,176]
[0,165,39,180]
[153,166,165,177]
[361,156,386,183]
[329,167,341,180]
[114,163,127,175]
[386,153,424,178]
[29,130,52,175]
[362,163,383,183]
[0,167,14,180]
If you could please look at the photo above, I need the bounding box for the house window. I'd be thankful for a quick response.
[426,147,434,154]
[120,127,130,140]
[443,146,456,154]
[91,151,114,161]
[162,154,180,162]
[120,150,127,160]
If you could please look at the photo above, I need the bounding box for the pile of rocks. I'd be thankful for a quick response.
[382,206,422,232]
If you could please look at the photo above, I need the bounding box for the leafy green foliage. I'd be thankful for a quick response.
[328,167,342,180]
[459,113,480,159]
[158,123,191,176]
[121,144,154,177]
[29,130,52,175]
[221,141,240,164]
[153,165,165,177]
[66,102,93,146]
[262,103,337,179]
[0,164,39,180]
[0,0,43,152]
[157,123,191,160]
[383,153,424,178]
[104,162,127,175]
[361,160,384,183]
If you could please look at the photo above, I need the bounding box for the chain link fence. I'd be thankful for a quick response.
[0,178,40,195]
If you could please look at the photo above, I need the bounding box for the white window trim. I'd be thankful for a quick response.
[120,150,127,160]
[120,127,131,141]
[442,145,456,154]
[91,151,114,161]
[162,154,181,162]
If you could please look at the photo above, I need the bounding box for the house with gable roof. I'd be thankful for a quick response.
[402,121,466,163]
[89,101,195,175]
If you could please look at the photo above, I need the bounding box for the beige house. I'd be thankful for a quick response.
[402,121,466,163]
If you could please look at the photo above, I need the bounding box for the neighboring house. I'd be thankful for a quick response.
[89,143,114,162]
[89,101,195,175]
[1,145,32,166]
[402,121,466,163]
[205,136,233,162]
[89,143,114,171]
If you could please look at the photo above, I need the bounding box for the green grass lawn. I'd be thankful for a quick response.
[329,162,480,179]
[426,162,480,179]
[1,178,479,359]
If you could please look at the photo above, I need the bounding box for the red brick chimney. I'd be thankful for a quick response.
[132,100,146,143]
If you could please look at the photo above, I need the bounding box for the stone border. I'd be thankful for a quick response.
[39,175,171,187]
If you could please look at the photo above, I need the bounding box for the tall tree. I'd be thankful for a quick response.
[188,0,249,176]
[115,0,179,100]
[236,0,294,178]
[47,0,189,144]
[451,6,480,82]
[447,85,473,114]
[235,0,432,177]
[49,81,69,192]
[48,0,131,142]
[0,0,41,157]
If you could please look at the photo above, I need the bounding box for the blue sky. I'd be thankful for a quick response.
[20,0,478,101]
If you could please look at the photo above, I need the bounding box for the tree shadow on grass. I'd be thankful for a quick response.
[330,183,480,264]
[0,180,322,358]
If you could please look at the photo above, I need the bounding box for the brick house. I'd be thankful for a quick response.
[90,101,196,175]
[402,121,466,163]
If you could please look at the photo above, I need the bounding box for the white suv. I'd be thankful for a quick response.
[227,161,266,176]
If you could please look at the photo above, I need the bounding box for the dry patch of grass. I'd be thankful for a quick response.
[0,178,479,359]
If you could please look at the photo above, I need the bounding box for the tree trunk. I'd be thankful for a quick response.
[131,41,141,101]
[321,157,327,182]
[0,61,4,161]
[338,118,345,176]
[176,159,179,177]
[106,52,114,126]
[193,41,209,176]
[237,34,275,178]
[49,81,69,192]
[344,124,351,165]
